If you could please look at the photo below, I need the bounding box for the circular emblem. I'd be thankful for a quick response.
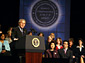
[32,38,40,47]
[32,1,59,27]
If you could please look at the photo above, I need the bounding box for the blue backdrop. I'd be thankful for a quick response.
[19,0,70,41]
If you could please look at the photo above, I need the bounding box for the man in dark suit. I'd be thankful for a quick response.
[12,19,27,40]
[11,19,27,63]
[58,40,73,63]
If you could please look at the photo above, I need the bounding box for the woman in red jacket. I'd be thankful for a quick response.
[56,37,63,50]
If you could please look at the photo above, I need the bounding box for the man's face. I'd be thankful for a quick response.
[19,20,26,28]
[63,41,68,49]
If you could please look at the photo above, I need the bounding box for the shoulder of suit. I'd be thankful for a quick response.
[23,28,27,31]
[13,27,20,31]
[67,49,73,53]
[12,27,19,30]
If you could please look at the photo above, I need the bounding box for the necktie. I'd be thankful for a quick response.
[20,28,24,35]
[64,49,66,54]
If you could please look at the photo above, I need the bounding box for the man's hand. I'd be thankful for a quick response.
[73,56,75,58]
[14,38,19,41]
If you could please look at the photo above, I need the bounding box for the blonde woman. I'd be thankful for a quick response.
[50,33,55,40]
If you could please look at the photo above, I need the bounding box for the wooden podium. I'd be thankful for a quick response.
[15,35,45,63]
[26,52,42,63]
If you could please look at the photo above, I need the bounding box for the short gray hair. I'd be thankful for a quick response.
[18,19,26,23]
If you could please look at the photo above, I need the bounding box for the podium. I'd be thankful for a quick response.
[15,35,45,63]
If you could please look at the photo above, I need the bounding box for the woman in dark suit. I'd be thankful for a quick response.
[45,41,59,58]
[75,38,85,63]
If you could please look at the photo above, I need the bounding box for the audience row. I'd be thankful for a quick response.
[0,19,85,63]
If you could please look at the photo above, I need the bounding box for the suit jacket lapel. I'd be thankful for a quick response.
[66,49,68,54]
[63,49,65,54]
[18,27,23,36]
[23,29,26,34]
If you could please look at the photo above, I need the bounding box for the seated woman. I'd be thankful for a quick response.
[56,37,63,50]
[0,33,11,56]
[5,30,12,44]
[45,41,59,58]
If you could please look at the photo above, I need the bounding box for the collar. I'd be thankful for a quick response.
[18,26,23,29]
[18,26,23,32]
[76,45,84,48]
[64,48,68,51]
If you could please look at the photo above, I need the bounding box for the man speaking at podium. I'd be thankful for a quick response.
[12,19,27,41]
[11,19,27,63]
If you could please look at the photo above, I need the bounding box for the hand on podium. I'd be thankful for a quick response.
[0,31,2,34]
[73,56,75,58]
[14,38,19,41]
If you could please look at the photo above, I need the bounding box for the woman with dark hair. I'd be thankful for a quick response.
[75,38,85,63]
[56,37,63,50]
[38,32,44,37]
[68,38,76,58]
[0,33,11,56]
[45,41,59,58]
[28,31,32,36]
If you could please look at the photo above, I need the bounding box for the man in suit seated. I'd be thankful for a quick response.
[58,40,73,63]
